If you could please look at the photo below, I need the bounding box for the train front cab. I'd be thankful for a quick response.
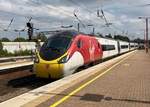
[34,53,67,79]
[34,31,77,79]
[34,32,103,79]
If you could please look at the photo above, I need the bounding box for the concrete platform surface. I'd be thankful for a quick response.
[37,50,150,107]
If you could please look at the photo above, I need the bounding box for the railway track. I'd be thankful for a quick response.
[0,68,54,103]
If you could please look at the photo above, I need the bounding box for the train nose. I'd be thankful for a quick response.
[34,63,64,79]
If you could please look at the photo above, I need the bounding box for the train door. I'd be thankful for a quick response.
[88,39,91,61]
[129,42,131,50]
[93,38,102,61]
[117,41,120,54]
[76,36,90,64]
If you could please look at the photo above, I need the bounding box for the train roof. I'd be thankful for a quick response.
[42,30,137,44]
[46,30,79,39]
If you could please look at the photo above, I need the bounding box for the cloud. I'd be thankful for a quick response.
[0,0,12,11]
[0,0,150,39]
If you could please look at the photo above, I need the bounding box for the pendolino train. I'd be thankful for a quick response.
[33,30,138,79]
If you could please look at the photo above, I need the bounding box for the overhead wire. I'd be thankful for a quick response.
[0,0,78,30]
[0,1,106,33]
[28,0,82,31]
[5,18,14,30]
[67,0,104,25]
[1,0,136,35]
[66,0,106,33]
[68,0,93,13]
[31,0,75,19]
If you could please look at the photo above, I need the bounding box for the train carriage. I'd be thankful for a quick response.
[119,41,129,54]
[130,42,136,51]
[34,30,137,79]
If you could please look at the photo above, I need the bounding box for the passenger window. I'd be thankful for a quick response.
[77,40,82,48]
[102,45,115,51]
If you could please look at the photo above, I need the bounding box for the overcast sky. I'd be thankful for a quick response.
[0,0,150,40]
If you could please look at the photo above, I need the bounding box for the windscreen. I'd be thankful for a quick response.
[39,31,77,61]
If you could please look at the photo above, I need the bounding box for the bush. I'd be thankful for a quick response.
[13,37,27,42]
[1,38,11,42]
[0,49,33,57]
[0,50,13,57]
[0,41,3,51]
[13,49,32,56]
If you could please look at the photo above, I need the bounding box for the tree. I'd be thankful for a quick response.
[0,41,3,50]
[134,38,144,44]
[114,35,130,42]
[96,33,103,37]
[105,34,112,38]
[13,37,27,42]
[122,36,130,42]
[1,37,10,42]
[36,32,47,42]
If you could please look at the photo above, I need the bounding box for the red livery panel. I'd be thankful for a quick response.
[67,34,103,64]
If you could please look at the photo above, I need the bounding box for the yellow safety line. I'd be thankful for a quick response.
[50,53,134,107]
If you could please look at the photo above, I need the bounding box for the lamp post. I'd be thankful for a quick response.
[87,24,95,34]
[14,29,25,50]
[139,17,150,53]
[77,23,80,32]
[14,29,25,39]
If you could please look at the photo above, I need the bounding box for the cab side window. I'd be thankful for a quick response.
[77,39,82,48]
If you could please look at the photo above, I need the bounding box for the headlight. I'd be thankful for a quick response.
[58,55,69,63]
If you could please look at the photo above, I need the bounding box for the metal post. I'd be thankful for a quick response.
[144,30,146,49]
[146,18,149,53]
[92,27,95,34]
[77,23,80,32]
[139,16,150,53]
[18,31,21,49]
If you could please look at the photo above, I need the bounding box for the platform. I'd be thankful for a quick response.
[0,61,33,71]
[36,50,150,107]
[1,50,150,107]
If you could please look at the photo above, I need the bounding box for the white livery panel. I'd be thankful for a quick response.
[130,42,135,50]
[97,37,118,58]
[119,41,129,54]
[63,51,84,76]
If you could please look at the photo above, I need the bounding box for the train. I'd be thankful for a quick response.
[33,30,138,79]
